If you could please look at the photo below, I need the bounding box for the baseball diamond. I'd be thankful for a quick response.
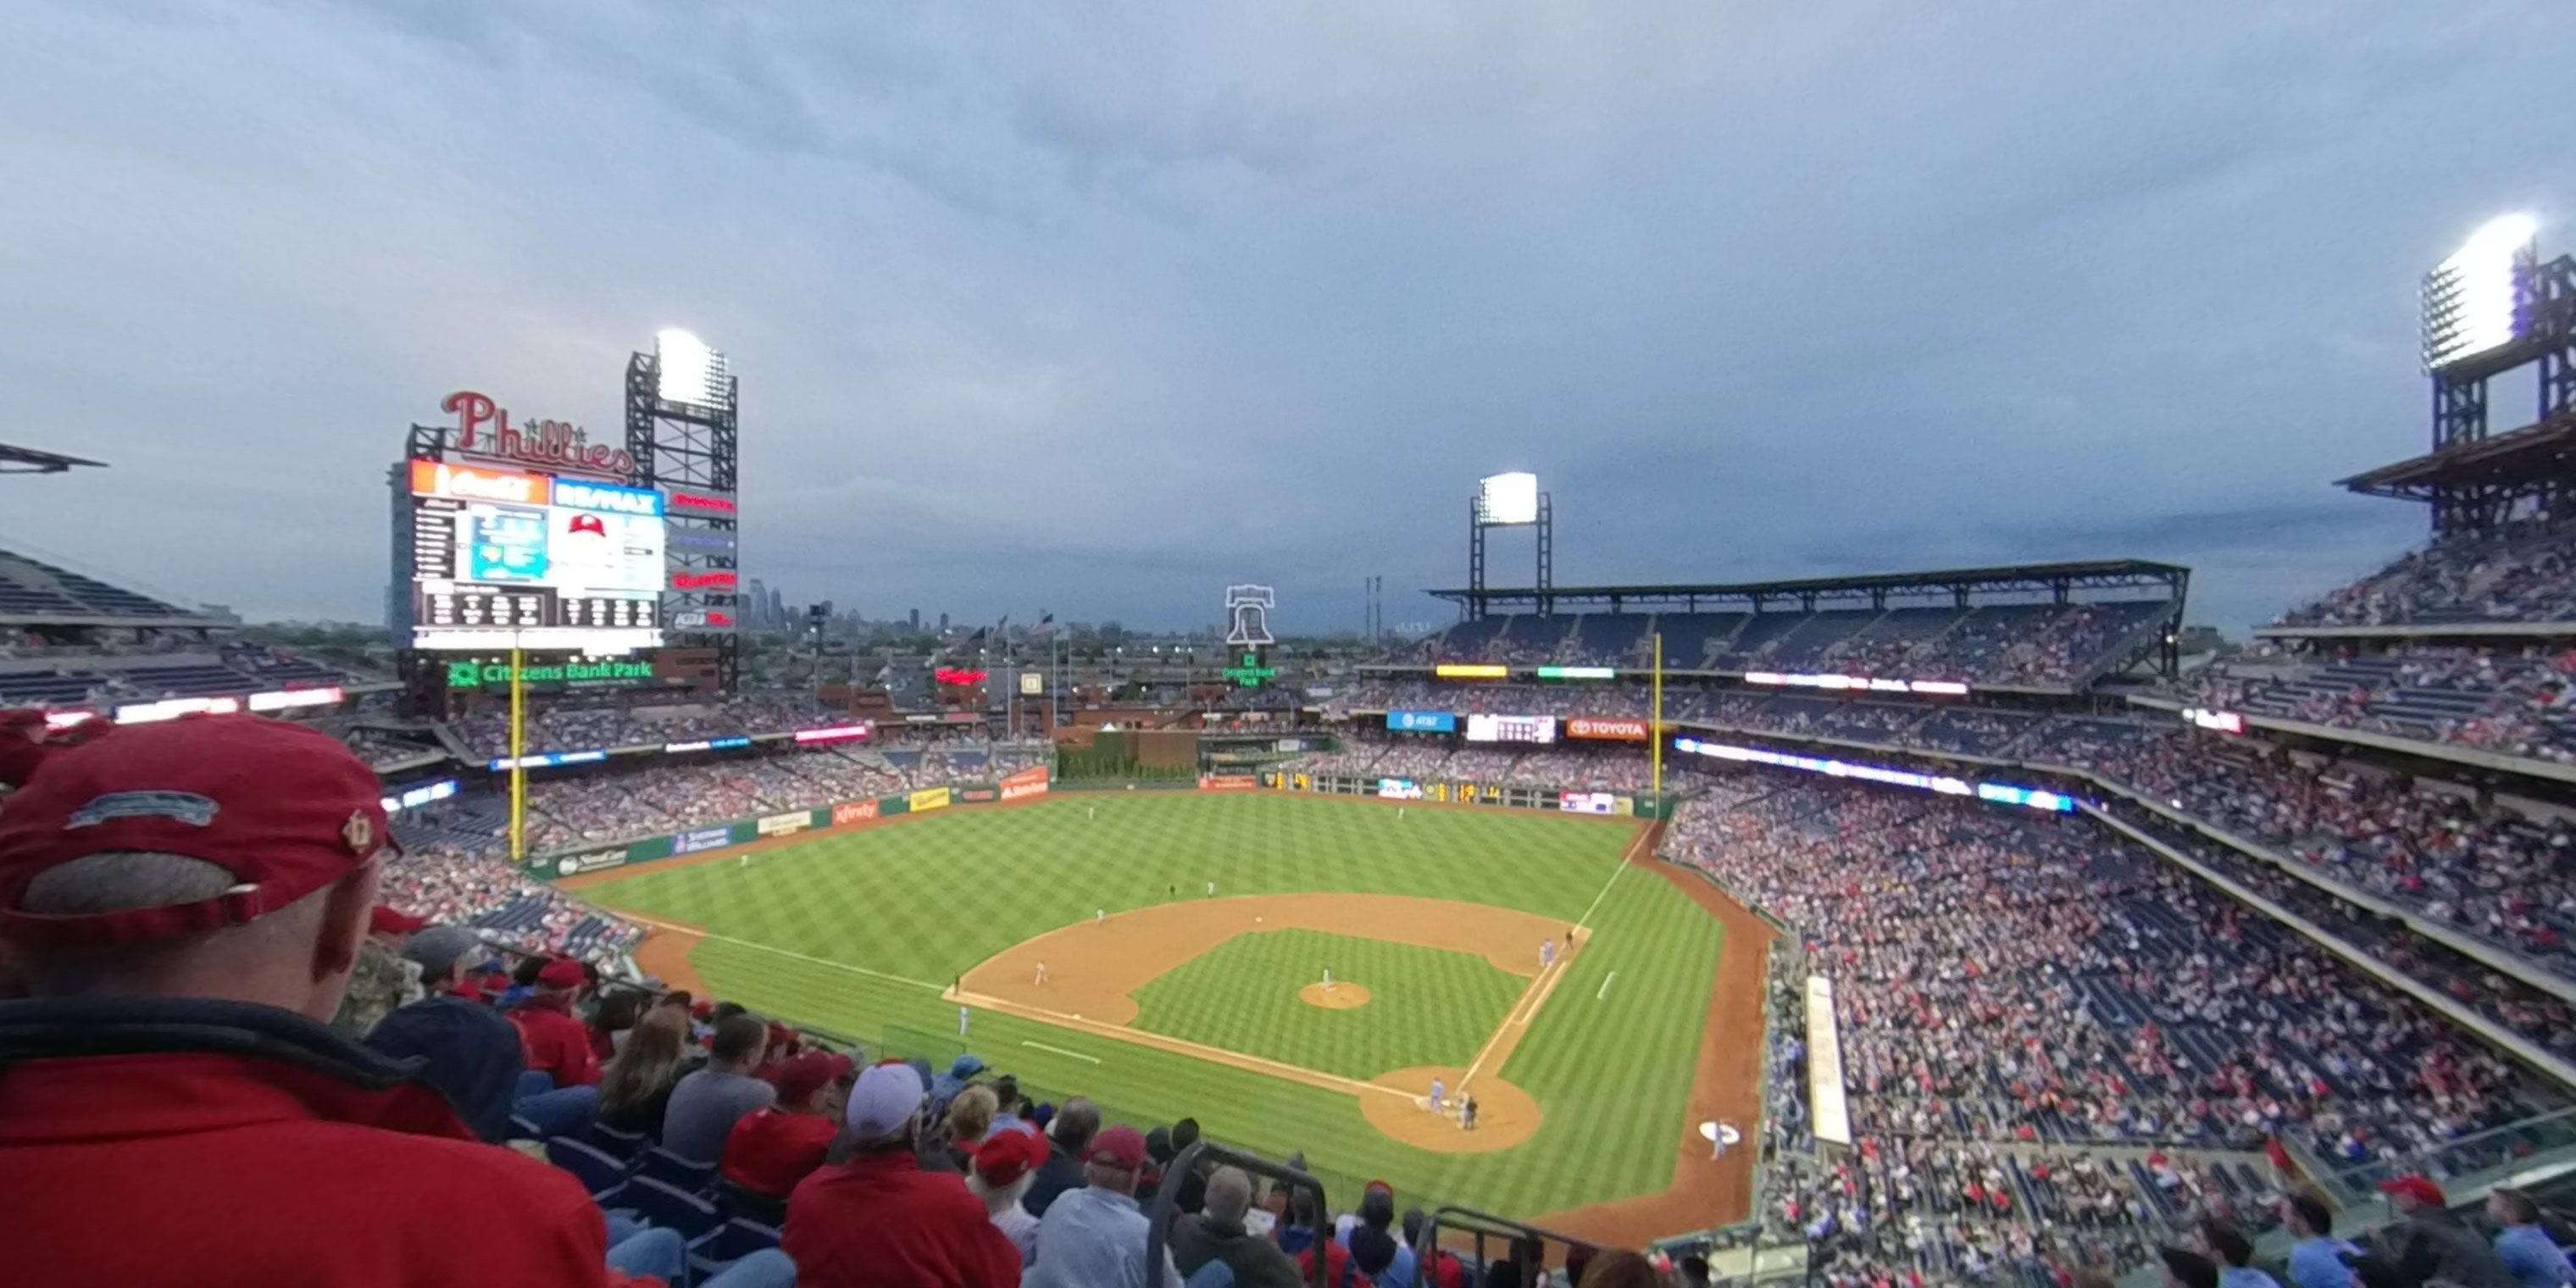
[562,789,1768,1241]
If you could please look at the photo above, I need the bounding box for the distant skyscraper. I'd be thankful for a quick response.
[908,608,921,630]
[769,586,785,624]
[938,612,950,632]
[746,578,769,627]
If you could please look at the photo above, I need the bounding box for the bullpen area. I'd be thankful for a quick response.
[561,790,1768,1244]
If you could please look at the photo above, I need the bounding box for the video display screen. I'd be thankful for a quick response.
[408,460,665,651]
[1464,713,1557,744]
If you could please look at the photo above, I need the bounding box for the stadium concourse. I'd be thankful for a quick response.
[14,536,2576,1284]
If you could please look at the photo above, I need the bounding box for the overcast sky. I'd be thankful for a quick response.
[3,1,2567,634]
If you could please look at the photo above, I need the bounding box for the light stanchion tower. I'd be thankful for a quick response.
[625,330,741,691]
[1467,471,1551,620]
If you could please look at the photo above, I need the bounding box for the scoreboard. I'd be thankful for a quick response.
[406,460,666,651]
[1464,713,1557,744]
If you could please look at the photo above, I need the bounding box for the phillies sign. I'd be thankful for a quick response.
[935,668,988,686]
[670,570,738,591]
[1567,716,1651,741]
[442,391,636,478]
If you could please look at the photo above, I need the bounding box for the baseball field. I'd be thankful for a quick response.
[562,790,1769,1243]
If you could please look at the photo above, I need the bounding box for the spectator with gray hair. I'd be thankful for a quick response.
[1171,1164,1306,1288]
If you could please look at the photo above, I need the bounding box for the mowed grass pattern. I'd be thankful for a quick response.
[1130,929,1524,1080]
[575,792,1724,1218]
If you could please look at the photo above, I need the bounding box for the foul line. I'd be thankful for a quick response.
[1460,821,1652,1095]
[1573,822,1653,930]
[1023,1041,1101,1064]
[621,913,950,993]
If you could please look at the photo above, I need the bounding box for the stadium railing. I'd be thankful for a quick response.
[1146,1138,1334,1288]
[1419,1203,1596,1285]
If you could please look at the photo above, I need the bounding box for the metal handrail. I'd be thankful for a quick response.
[1145,1139,1332,1288]
[1419,1202,1597,1284]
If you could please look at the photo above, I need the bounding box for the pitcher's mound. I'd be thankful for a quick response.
[1299,982,1372,1009]
[1362,1066,1541,1153]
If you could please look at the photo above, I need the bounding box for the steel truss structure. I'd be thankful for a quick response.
[2343,251,2576,535]
[625,349,741,691]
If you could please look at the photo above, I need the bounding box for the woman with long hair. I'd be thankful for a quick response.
[597,1004,697,1136]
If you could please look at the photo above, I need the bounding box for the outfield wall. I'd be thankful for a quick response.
[1260,769,1675,819]
[528,766,1050,878]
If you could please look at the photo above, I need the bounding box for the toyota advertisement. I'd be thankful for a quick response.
[1566,717,1649,741]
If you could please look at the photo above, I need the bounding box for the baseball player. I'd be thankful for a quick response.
[1207,880,1217,897]
[1429,1078,1446,1116]
[1035,962,1048,985]
[1096,908,1106,927]
[1541,939,1557,970]
[1461,1096,1479,1131]
[1323,967,1334,992]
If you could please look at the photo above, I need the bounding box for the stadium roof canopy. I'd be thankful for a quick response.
[0,441,106,475]
[2337,411,2576,502]
[1429,558,2190,614]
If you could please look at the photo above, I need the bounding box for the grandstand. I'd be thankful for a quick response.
[1394,560,2189,691]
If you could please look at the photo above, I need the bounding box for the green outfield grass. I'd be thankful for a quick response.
[1130,928,1524,1080]
[572,792,1724,1218]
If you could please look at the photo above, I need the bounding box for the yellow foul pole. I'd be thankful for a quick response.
[508,645,525,864]
[1651,631,1664,796]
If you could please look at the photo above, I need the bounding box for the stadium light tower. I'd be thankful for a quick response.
[626,329,741,690]
[1468,471,1551,619]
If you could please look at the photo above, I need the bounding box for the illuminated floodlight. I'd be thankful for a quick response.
[654,329,731,408]
[2423,214,2537,370]
[1475,472,1539,526]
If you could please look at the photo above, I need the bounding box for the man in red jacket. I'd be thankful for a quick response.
[509,956,604,1135]
[724,1050,854,1201]
[0,714,639,1286]
[786,1059,1024,1286]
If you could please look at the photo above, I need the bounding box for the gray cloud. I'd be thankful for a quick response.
[0,0,2565,634]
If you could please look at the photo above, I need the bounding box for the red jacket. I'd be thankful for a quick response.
[0,997,626,1287]
[721,1107,836,1198]
[785,1146,1025,1287]
[511,998,601,1088]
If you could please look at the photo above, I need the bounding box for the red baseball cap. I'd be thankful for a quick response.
[0,715,392,946]
[1087,1124,1147,1172]
[974,1126,1049,1187]
[2380,1175,2446,1208]
[774,1052,855,1104]
[535,958,588,990]
[370,905,428,936]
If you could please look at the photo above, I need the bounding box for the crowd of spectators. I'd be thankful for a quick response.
[2179,646,2576,764]
[450,692,859,758]
[1391,598,2172,688]
[1287,735,1659,792]
[2062,734,2576,984]
[2094,802,2576,1073]
[1664,780,2558,1284]
[2276,519,2576,628]
[1663,782,2552,1157]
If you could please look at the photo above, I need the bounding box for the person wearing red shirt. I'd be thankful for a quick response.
[514,958,602,1088]
[510,957,604,1137]
[0,715,638,1286]
[786,1061,1025,1287]
[723,1050,853,1202]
